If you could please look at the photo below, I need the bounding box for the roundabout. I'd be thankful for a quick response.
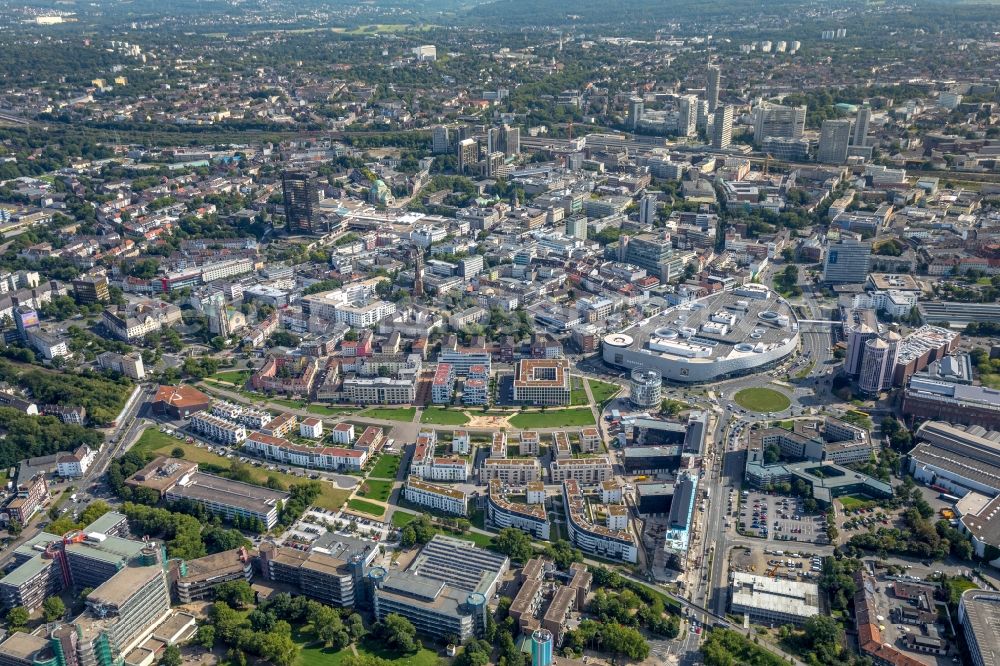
[733,387,792,413]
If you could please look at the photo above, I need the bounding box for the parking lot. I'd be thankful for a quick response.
[730,546,827,583]
[739,491,828,544]
[283,508,394,548]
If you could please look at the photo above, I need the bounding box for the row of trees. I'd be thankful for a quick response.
[490,527,586,569]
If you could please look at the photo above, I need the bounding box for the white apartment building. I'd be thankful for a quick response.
[413,456,470,482]
[190,412,247,444]
[451,431,471,455]
[331,422,354,445]
[300,417,323,439]
[580,428,602,453]
[482,458,542,485]
[56,445,97,478]
[549,456,613,484]
[462,378,488,405]
[199,258,254,283]
[519,432,540,456]
[563,479,638,563]
[343,377,415,404]
[403,477,467,516]
[487,479,550,539]
[243,432,367,472]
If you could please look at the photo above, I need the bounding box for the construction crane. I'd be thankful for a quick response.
[567,120,574,140]
[763,153,773,176]
[766,564,779,578]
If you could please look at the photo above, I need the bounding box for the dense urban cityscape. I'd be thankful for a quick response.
[0,1,998,666]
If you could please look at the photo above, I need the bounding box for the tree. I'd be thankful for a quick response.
[202,526,250,554]
[346,613,367,640]
[215,580,254,609]
[159,645,182,666]
[6,605,29,629]
[42,596,65,621]
[494,527,534,563]
[196,624,216,650]
[804,615,842,648]
[375,613,419,654]
[499,631,525,666]
[454,640,492,666]
[171,446,185,458]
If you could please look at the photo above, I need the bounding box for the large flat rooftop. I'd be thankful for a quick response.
[408,534,508,593]
[961,589,1000,666]
[731,572,821,620]
[168,472,289,513]
[607,286,797,364]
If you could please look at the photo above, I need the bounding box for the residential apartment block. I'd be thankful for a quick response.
[403,477,468,516]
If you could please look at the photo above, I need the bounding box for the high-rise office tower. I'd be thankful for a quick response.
[676,95,697,137]
[499,124,520,156]
[844,308,879,377]
[858,332,900,395]
[639,194,658,225]
[817,119,852,164]
[712,105,733,149]
[696,99,709,131]
[706,64,721,112]
[456,138,479,174]
[622,233,676,281]
[565,216,587,240]
[629,97,644,129]
[752,102,807,145]
[486,127,501,155]
[431,125,452,154]
[412,248,424,297]
[282,171,320,234]
[823,238,871,284]
[69,565,172,666]
[853,106,871,147]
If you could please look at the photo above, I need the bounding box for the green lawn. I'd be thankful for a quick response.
[212,370,250,385]
[346,499,386,518]
[733,388,791,413]
[296,636,442,666]
[588,378,621,405]
[838,494,877,511]
[130,428,351,511]
[570,376,588,406]
[270,397,309,409]
[460,531,495,548]
[945,577,980,605]
[132,429,182,457]
[420,407,470,426]
[357,479,393,502]
[363,407,416,421]
[368,454,401,480]
[509,408,595,429]
[391,511,418,527]
[307,404,356,416]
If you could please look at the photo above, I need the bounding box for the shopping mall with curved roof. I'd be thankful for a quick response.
[602,285,800,383]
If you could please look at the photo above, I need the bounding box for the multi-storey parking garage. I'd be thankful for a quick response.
[602,285,800,383]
